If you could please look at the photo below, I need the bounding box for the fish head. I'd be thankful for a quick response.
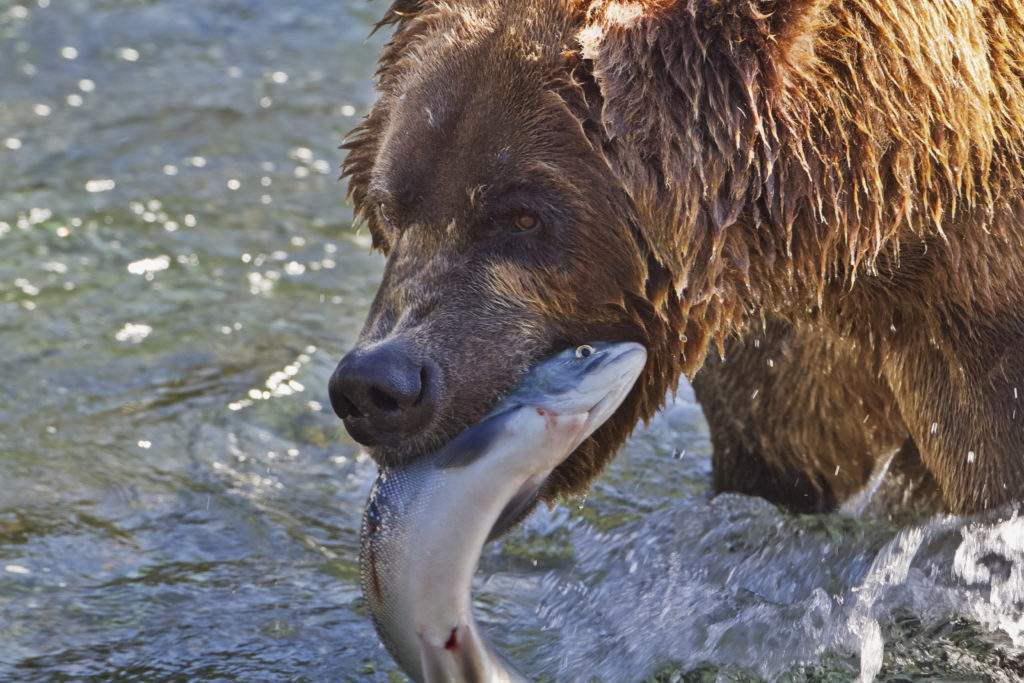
[432,341,648,472]
[507,341,648,441]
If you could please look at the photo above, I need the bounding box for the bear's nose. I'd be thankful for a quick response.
[328,342,437,446]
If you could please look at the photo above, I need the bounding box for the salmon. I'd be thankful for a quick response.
[359,342,647,682]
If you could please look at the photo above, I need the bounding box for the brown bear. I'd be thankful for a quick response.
[329,0,1024,515]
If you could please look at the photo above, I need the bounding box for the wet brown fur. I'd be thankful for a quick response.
[342,0,1024,513]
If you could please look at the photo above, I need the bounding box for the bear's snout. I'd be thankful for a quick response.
[328,342,439,448]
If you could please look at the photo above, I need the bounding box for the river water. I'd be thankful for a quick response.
[1,1,1022,681]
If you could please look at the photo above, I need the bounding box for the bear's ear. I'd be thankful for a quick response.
[578,0,825,280]
[371,0,430,35]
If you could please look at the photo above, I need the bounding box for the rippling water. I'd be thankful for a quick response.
[1,2,1022,681]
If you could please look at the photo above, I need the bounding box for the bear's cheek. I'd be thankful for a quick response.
[482,258,640,335]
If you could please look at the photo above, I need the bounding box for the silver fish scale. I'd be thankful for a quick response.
[360,460,440,648]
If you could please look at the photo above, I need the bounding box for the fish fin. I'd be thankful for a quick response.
[485,480,541,543]
[432,407,519,470]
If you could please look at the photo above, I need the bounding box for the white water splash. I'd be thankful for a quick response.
[528,496,1024,681]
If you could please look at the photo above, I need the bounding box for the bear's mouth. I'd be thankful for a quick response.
[347,366,525,467]
[348,342,574,469]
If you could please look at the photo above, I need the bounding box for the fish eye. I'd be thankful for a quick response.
[575,344,594,359]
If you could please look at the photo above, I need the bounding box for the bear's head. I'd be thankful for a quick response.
[329,0,818,499]
[328,0,702,500]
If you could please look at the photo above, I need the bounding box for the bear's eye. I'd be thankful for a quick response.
[512,213,537,232]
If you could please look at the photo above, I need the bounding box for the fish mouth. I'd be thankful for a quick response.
[571,343,648,438]
[581,363,646,433]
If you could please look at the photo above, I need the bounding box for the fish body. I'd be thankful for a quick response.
[359,342,647,682]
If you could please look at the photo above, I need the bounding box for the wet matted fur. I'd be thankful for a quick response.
[340,0,1024,513]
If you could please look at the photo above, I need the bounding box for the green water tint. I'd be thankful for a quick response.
[2,1,1023,681]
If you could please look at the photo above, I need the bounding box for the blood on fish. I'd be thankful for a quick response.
[368,544,383,603]
[445,627,458,650]
[536,407,558,429]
